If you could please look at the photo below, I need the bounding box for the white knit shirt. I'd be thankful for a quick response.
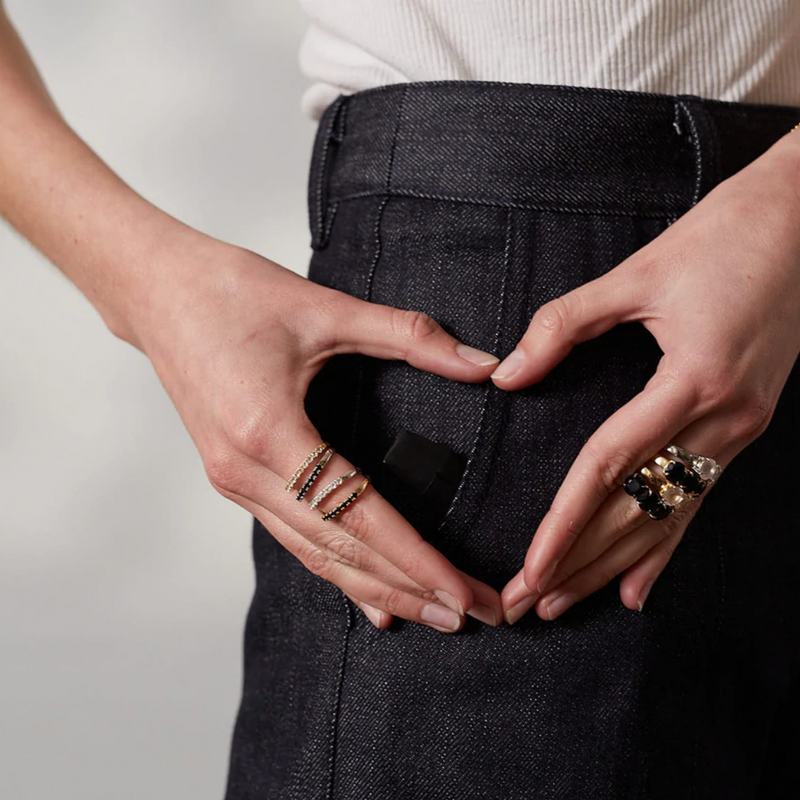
[297,0,800,121]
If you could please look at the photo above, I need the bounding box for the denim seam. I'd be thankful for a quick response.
[386,86,409,193]
[324,598,353,800]
[436,208,515,534]
[328,198,391,800]
[675,99,703,207]
[463,208,516,535]
[328,92,408,797]
[330,206,390,800]
[313,96,345,249]
[347,90,407,450]
[325,94,407,800]
[322,200,340,246]
[328,189,683,220]
[333,95,348,144]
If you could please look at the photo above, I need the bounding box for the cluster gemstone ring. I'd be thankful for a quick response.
[623,443,722,521]
[284,441,371,521]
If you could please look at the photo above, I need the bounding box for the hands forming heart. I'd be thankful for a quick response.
[121,128,800,636]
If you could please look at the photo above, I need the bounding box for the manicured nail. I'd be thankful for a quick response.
[456,343,500,367]
[536,560,559,594]
[467,602,500,626]
[541,592,578,620]
[506,594,537,625]
[637,580,654,611]
[421,602,462,631]
[360,602,384,627]
[434,589,464,615]
[490,347,526,380]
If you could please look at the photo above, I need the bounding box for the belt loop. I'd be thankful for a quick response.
[673,94,722,208]
[307,94,348,251]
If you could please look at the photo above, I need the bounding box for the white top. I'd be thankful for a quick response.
[297,0,800,121]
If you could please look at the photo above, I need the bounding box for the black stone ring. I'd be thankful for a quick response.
[622,443,722,521]
[623,469,674,521]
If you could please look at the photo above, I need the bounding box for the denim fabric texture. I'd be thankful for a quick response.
[224,81,800,799]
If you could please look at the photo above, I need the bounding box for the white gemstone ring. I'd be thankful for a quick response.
[664,443,722,484]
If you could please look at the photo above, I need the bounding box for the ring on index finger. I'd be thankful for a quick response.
[284,440,372,521]
[623,442,722,521]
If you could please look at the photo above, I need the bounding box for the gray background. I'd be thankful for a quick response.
[0,1,316,797]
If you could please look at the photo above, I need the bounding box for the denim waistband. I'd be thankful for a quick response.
[307,80,800,250]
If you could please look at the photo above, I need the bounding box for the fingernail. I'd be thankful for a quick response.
[421,602,462,631]
[506,594,537,625]
[434,589,464,615]
[456,343,500,367]
[541,592,578,621]
[637,580,654,611]
[536,560,559,594]
[467,602,500,626]
[490,347,525,380]
[360,601,384,626]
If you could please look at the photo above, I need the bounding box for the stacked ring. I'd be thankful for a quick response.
[320,475,371,521]
[664,443,722,483]
[309,467,360,510]
[284,440,371,520]
[284,441,329,493]
[295,446,336,501]
[623,442,722,521]
[623,468,674,521]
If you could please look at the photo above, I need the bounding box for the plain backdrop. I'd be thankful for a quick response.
[0,2,316,798]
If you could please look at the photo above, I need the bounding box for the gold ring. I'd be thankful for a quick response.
[285,441,329,493]
[623,441,721,521]
[295,446,335,501]
[309,467,360,510]
[320,474,371,521]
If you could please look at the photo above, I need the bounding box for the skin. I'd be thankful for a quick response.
[3,3,800,633]
[496,132,800,623]
[0,4,505,633]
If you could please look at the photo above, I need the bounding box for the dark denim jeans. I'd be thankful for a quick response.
[224,81,800,799]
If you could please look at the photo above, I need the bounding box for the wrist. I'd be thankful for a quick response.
[102,215,222,351]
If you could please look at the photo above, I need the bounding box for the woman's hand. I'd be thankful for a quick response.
[492,131,800,624]
[120,228,505,633]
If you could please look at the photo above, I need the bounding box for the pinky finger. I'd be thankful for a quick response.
[618,525,685,612]
[344,591,393,629]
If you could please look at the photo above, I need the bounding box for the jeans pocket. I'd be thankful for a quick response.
[306,196,515,560]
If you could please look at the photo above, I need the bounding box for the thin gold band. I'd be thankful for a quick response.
[309,467,360,510]
[285,441,371,520]
[647,461,694,509]
[285,441,329,493]
[296,446,335,501]
[320,475,371,521]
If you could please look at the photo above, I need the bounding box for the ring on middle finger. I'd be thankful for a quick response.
[623,464,690,520]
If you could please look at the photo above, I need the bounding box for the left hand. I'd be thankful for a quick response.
[492,129,800,625]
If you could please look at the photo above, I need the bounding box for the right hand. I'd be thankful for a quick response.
[120,229,504,632]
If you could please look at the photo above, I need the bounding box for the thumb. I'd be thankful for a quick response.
[334,298,500,381]
[490,268,644,389]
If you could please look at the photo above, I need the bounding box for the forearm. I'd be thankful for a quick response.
[0,5,198,348]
